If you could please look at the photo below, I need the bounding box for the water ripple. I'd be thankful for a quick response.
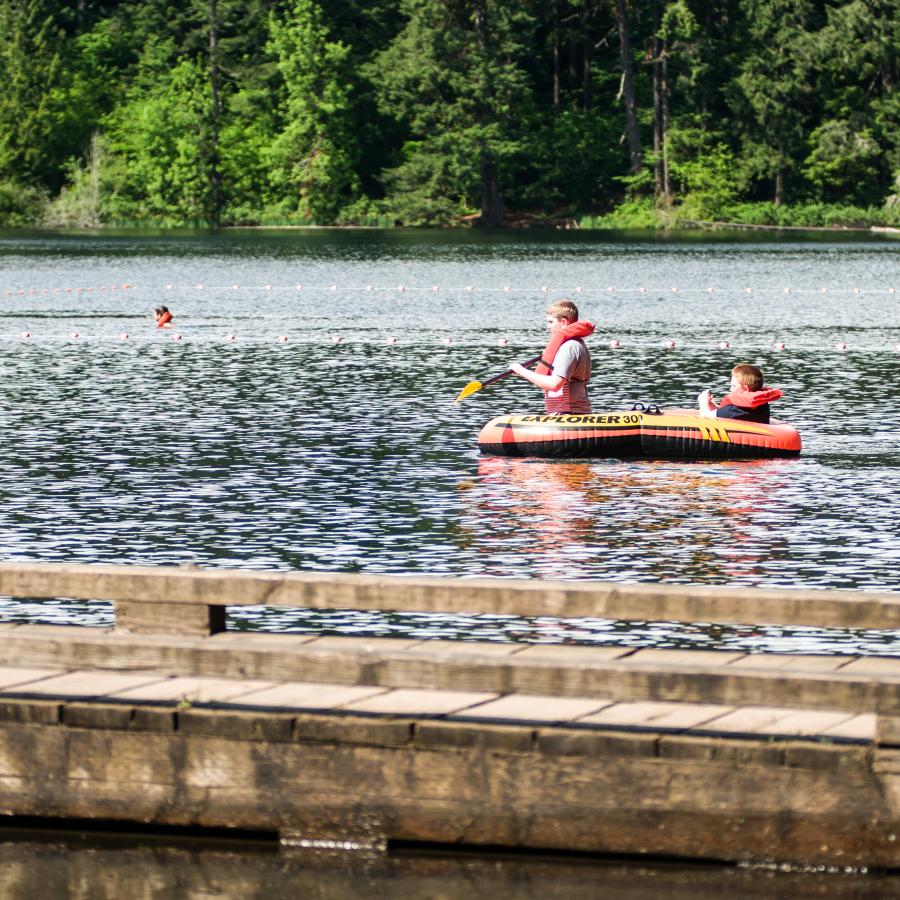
[0,230,898,653]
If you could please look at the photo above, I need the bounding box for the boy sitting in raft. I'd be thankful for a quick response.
[509,299,594,414]
[698,363,783,424]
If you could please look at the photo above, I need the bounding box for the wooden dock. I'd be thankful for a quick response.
[0,562,899,868]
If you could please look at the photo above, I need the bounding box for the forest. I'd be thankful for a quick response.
[1,0,898,229]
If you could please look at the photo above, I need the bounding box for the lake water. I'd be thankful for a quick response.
[0,832,895,898]
[1,228,899,654]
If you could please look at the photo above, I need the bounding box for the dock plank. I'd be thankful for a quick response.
[449,694,613,723]
[698,706,859,737]
[625,649,746,667]
[307,637,423,652]
[834,658,900,676]
[751,710,855,736]
[226,682,388,710]
[577,701,694,727]
[5,561,900,632]
[340,689,498,716]
[685,706,796,734]
[105,676,278,704]
[508,646,635,662]
[819,714,876,740]
[0,667,66,689]
[405,641,524,657]
[727,654,851,672]
[2,670,165,699]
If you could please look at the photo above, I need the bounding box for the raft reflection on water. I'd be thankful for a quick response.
[460,456,794,584]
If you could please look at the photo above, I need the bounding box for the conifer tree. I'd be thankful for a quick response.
[730,0,818,204]
[373,0,534,225]
[0,0,66,188]
[266,0,359,223]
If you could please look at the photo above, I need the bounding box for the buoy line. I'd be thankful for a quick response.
[2,282,898,296]
[5,332,900,352]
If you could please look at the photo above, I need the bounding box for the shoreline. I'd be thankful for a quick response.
[3,222,899,237]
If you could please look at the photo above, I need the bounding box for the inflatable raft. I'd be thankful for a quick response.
[477,406,802,459]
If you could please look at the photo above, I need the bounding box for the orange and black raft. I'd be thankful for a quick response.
[477,406,802,459]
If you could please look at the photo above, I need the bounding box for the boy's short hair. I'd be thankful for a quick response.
[547,299,579,322]
[732,363,764,390]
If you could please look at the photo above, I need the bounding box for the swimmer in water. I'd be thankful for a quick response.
[155,306,174,328]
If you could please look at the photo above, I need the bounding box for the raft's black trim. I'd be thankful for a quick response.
[479,431,799,460]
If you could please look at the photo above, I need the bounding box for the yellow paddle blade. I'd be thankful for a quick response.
[454,380,483,403]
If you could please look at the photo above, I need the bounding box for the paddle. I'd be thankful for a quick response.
[454,353,543,403]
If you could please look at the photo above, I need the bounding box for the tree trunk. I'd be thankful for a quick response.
[615,0,643,173]
[652,0,662,197]
[552,0,560,110]
[473,0,486,48]
[583,39,592,110]
[774,144,785,205]
[480,159,505,227]
[208,0,223,226]
[661,49,671,202]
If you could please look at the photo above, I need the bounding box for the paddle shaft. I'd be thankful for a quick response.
[483,353,543,388]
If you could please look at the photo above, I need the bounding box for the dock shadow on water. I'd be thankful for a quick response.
[0,833,896,899]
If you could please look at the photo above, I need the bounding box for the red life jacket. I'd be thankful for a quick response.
[536,320,595,414]
[535,321,595,375]
[157,310,173,327]
[717,387,783,409]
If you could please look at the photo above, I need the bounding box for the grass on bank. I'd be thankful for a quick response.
[579,198,900,231]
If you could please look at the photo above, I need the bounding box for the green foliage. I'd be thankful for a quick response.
[729,0,818,202]
[512,109,627,213]
[266,0,360,223]
[719,201,900,228]
[43,132,104,227]
[103,48,220,224]
[379,140,476,225]
[372,0,534,225]
[887,174,900,211]
[803,120,883,205]
[335,195,394,226]
[671,143,741,220]
[580,198,662,230]
[0,0,66,187]
[0,179,47,225]
[0,0,897,228]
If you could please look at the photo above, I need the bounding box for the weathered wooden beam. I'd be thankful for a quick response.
[116,601,226,636]
[0,704,896,866]
[1,627,899,714]
[0,562,898,631]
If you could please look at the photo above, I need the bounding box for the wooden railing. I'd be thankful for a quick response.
[0,561,897,636]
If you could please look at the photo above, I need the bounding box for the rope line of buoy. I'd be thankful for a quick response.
[3,285,134,296]
[160,283,898,295]
[5,332,900,352]
[2,282,899,296]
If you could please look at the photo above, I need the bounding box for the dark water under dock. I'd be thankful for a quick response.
[1,833,897,899]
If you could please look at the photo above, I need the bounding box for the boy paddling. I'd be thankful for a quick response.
[509,300,595,414]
